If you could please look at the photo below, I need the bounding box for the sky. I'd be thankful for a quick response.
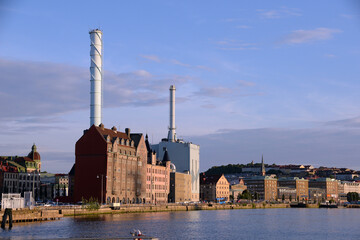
[0,0,360,173]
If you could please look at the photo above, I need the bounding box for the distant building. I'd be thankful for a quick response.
[145,136,171,204]
[0,144,41,200]
[338,181,360,202]
[230,179,247,200]
[74,124,147,204]
[336,173,359,181]
[308,187,326,202]
[200,174,229,202]
[243,176,277,201]
[309,178,338,201]
[277,187,297,201]
[277,177,309,201]
[169,170,192,203]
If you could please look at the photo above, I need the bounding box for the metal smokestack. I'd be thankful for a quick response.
[89,29,103,127]
[167,85,176,142]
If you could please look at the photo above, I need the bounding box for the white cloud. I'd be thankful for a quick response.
[140,55,161,62]
[216,40,258,51]
[235,25,251,29]
[324,54,336,58]
[282,28,341,44]
[257,7,302,19]
[0,58,190,121]
[325,117,360,128]
[238,80,255,87]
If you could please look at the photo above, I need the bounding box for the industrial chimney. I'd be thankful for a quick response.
[89,29,103,127]
[167,85,176,142]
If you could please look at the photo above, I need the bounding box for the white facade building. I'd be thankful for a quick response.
[152,141,200,201]
[151,85,200,201]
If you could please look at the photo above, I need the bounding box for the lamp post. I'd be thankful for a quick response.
[97,174,104,205]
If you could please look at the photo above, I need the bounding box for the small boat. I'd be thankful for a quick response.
[130,229,143,237]
[290,202,307,208]
[319,203,338,208]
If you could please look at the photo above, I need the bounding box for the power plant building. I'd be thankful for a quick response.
[151,85,200,201]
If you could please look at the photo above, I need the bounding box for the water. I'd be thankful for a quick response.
[1,208,359,239]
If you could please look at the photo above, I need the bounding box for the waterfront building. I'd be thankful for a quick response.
[74,124,147,204]
[243,176,277,201]
[277,177,309,201]
[200,174,229,202]
[145,136,171,204]
[169,170,192,203]
[338,181,360,202]
[230,179,247,200]
[0,144,41,199]
[308,187,326,202]
[152,85,200,202]
[309,178,338,201]
[277,187,297,201]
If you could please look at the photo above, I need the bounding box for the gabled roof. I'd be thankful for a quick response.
[130,133,143,148]
[200,174,226,185]
[94,125,130,140]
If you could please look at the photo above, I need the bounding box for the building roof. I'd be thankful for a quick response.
[162,149,171,162]
[27,144,41,161]
[95,125,130,140]
[130,133,143,148]
[200,174,227,185]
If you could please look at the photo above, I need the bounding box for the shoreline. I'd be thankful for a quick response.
[2,202,350,224]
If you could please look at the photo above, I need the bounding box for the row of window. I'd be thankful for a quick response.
[146,168,167,175]
[146,184,167,190]
[4,181,39,188]
[3,174,39,181]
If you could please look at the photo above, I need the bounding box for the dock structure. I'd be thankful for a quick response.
[1,209,63,225]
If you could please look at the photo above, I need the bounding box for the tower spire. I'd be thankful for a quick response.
[261,154,265,176]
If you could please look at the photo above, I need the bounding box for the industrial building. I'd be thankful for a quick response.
[151,85,200,201]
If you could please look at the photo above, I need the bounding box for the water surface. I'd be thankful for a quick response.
[1,208,359,239]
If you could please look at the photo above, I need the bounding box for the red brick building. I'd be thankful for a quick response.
[74,124,147,204]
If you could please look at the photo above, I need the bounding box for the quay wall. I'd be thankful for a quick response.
[61,203,289,216]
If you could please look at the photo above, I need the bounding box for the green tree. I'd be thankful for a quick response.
[237,193,241,201]
[254,192,259,201]
[347,192,359,202]
[229,194,234,202]
[241,190,252,200]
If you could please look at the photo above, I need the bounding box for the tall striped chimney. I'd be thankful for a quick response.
[167,85,176,142]
[89,29,103,127]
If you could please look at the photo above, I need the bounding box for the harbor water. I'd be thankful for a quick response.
[1,208,359,239]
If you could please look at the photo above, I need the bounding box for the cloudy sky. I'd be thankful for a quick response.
[1,1,360,173]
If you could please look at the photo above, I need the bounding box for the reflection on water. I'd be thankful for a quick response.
[1,209,360,239]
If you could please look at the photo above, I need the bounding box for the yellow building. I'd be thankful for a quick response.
[200,174,229,202]
[169,170,191,203]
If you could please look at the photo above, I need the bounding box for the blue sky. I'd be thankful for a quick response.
[1,0,360,173]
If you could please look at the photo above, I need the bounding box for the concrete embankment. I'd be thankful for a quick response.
[1,209,63,224]
[60,203,290,216]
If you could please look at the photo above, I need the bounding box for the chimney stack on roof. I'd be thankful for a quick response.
[167,85,177,142]
[125,128,130,138]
